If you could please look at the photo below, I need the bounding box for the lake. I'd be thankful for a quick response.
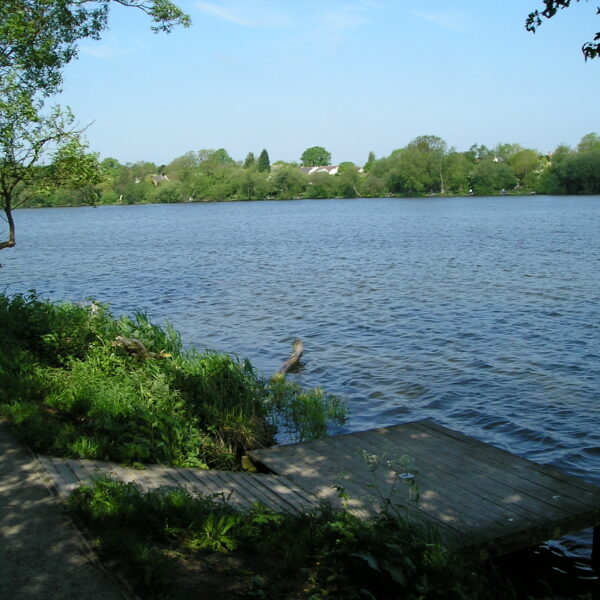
[3,195,599,574]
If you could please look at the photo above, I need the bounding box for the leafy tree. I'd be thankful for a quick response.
[443,151,472,194]
[381,136,450,196]
[539,149,600,194]
[269,167,307,199]
[271,159,299,169]
[494,143,523,161]
[380,150,421,196]
[166,151,199,181]
[308,171,337,199]
[507,148,543,188]
[0,0,189,250]
[197,149,236,181]
[1,102,102,248]
[470,160,517,195]
[212,148,235,165]
[229,168,269,200]
[337,161,356,174]
[126,160,158,182]
[336,165,361,198]
[257,149,271,172]
[301,146,332,167]
[406,135,449,194]
[150,179,182,203]
[551,143,574,162]
[361,172,386,197]
[465,144,492,162]
[243,151,256,169]
[363,151,376,173]
[526,0,600,59]
[577,132,600,153]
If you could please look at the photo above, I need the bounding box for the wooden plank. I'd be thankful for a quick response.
[38,458,312,513]
[65,460,98,487]
[36,456,64,496]
[140,464,180,489]
[351,424,591,521]
[181,469,238,502]
[254,474,321,508]
[416,421,600,497]
[412,421,600,503]
[278,421,598,523]
[46,457,79,497]
[249,420,600,556]
[250,434,483,546]
[385,423,600,546]
[284,431,533,527]
[243,474,310,512]
[171,468,216,494]
[205,470,286,511]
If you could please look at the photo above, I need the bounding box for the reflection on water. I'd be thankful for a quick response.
[3,195,600,579]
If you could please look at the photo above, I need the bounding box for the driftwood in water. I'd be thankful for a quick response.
[111,336,171,360]
[276,338,304,376]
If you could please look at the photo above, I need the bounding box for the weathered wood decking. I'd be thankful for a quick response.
[37,419,600,563]
[249,420,600,560]
[38,456,320,513]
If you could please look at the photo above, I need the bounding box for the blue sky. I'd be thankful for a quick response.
[57,0,600,166]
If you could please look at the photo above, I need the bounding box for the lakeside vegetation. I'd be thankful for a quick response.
[0,292,345,469]
[14,133,600,209]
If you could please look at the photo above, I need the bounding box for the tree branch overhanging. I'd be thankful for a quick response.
[0,0,189,250]
[526,0,600,60]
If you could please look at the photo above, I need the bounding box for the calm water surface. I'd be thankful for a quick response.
[3,196,599,570]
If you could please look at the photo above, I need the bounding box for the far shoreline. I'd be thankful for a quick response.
[17,191,600,212]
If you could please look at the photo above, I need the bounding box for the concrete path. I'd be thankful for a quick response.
[0,421,129,600]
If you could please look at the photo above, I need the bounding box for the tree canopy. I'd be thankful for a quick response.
[300,146,332,167]
[257,149,271,172]
[526,0,600,59]
[1,0,189,250]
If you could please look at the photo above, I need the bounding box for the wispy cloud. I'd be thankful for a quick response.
[320,11,367,34]
[196,1,255,26]
[80,39,139,61]
[195,1,289,28]
[311,1,377,46]
[410,10,470,33]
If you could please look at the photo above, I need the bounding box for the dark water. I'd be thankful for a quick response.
[3,196,599,578]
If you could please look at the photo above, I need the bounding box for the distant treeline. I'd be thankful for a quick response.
[17,133,600,208]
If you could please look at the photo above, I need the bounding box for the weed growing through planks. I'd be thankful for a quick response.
[361,448,421,518]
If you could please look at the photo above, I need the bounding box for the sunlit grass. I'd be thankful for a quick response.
[0,291,346,468]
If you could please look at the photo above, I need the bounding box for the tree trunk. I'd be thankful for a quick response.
[0,198,16,250]
[276,339,304,376]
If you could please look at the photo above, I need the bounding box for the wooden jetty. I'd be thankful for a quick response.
[38,419,600,564]
[249,420,600,562]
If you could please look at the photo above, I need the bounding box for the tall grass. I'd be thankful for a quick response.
[0,292,345,468]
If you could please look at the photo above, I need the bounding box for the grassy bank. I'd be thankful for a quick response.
[0,292,345,469]
[68,477,513,600]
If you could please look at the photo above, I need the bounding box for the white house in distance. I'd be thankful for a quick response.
[300,165,365,175]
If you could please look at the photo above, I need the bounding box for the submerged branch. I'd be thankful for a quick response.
[276,338,304,376]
